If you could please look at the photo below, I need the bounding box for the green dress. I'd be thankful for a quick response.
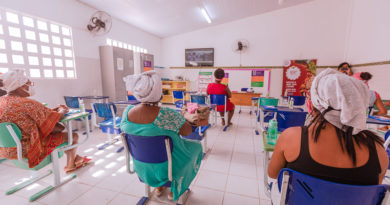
[120,105,203,200]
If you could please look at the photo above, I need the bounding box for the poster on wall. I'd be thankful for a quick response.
[198,71,213,94]
[221,73,229,85]
[282,59,317,96]
[143,60,152,72]
[251,70,264,87]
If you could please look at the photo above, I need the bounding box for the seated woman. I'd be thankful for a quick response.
[353,72,387,116]
[207,68,235,126]
[121,71,203,201]
[337,62,353,76]
[0,70,90,172]
[268,69,388,202]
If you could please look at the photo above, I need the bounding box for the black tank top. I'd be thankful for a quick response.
[286,126,381,185]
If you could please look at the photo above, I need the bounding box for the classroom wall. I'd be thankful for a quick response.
[160,0,353,97]
[345,0,390,99]
[0,0,162,106]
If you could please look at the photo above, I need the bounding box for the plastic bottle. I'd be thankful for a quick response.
[79,99,86,113]
[267,116,278,145]
[289,97,294,109]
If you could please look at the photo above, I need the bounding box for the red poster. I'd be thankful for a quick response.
[282,59,317,96]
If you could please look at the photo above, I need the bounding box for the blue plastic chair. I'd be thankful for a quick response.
[93,103,122,152]
[120,134,190,205]
[210,94,229,131]
[173,91,188,109]
[276,168,390,205]
[128,95,137,101]
[182,124,211,156]
[63,96,92,120]
[276,109,307,132]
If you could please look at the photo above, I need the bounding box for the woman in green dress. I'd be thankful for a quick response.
[121,71,203,201]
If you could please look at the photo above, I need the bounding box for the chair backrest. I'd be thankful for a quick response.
[241,88,248,92]
[0,122,21,148]
[277,168,390,205]
[173,91,184,100]
[277,110,307,132]
[93,103,117,119]
[289,96,306,106]
[123,134,173,163]
[190,95,207,104]
[64,96,80,109]
[210,94,226,106]
[127,95,137,101]
[259,98,279,106]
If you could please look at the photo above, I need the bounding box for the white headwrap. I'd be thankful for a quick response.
[123,71,162,103]
[310,68,369,135]
[0,69,28,92]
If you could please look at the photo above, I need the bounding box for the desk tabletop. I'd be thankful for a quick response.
[61,112,90,123]
[262,131,275,152]
[113,100,140,105]
[367,116,390,125]
[261,106,304,113]
[80,95,109,100]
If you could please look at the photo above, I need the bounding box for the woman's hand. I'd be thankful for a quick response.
[54,105,69,116]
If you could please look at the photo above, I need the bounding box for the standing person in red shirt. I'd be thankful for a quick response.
[207,68,235,126]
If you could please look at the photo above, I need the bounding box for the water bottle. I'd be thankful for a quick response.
[79,99,86,113]
[267,118,278,145]
[289,97,294,109]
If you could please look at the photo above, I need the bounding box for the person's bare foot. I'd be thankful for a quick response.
[379,126,389,132]
[222,119,226,126]
[168,192,173,200]
[155,187,164,197]
[228,122,233,126]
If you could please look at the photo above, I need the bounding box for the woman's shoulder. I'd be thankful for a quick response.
[278,127,302,147]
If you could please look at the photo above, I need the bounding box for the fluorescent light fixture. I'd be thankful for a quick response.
[200,8,211,24]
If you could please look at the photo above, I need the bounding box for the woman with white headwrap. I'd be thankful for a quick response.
[267,69,388,203]
[120,71,203,201]
[0,70,90,172]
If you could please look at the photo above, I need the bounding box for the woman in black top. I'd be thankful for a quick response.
[268,69,388,185]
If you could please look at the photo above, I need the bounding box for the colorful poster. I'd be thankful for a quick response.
[143,60,152,72]
[251,70,264,87]
[198,71,213,93]
[282,59,317,96]
[221,73,229,85]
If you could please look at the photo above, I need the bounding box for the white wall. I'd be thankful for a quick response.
[345,0,390,99]
[0,0,162,106]
[160,0,353,97]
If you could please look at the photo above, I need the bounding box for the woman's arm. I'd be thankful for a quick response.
[374,95,387,116]
[268,133,288,179]
[178,121,193,136]
[225,86,232,98]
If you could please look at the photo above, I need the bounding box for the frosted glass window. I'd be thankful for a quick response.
[63,38,71,47]
[53,47,62,56]
[11,41,23,51]
[123,43,128,49]
[56,70,64,78]
[144,49,148,54]
[29,69,40,77]
[140,48,144,53]
[62,27,70,36]
[28,56,39,65]
[0,53,7,63]
[64,49,72,57]
[12,55,24,64]
[118,42,123,48]
[6,12,19,24]
[54,58,63,67]
[0,39,5,49]
[132,45,136,51]
[42,58,52,66]
[0,25,3,35]
[66,70,74,78]
[106,38,112,45]
[0,68,8,73]
[65,60,73,68]
[8,26,21,38]
[27,43,38,53]
[52,36,61,45]
[22,16,34,27]
[37,20,48,31]
[43,69,53,77]
[41,46,51,55]
[50,24,60,33]
[39,33,49,43]
[128,45,132,50]
[25,30,36,40]
[112,40,118,47]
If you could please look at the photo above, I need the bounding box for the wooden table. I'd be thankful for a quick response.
[230,92,261,106]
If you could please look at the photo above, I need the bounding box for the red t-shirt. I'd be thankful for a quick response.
[207,83,235,112]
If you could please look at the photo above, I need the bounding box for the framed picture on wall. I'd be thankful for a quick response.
[185,48,214,67]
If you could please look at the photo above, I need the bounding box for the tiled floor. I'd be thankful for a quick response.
[0,108,272,205]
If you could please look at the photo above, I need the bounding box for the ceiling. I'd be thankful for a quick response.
[78,0,313,38]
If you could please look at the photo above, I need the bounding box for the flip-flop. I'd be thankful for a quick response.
[64,164,83,174]
[75,156,92,167]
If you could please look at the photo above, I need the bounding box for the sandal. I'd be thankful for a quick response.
[75,156,92,167]
[64,164,83,174]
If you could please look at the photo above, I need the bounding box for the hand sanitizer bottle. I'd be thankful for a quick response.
[267,113,278,145]
[79,99,86,113]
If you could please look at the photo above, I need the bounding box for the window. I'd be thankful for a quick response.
[0,7,77,78]
[105,38,148,54]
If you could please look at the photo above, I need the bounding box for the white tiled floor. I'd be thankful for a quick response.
[0,108,272,204]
